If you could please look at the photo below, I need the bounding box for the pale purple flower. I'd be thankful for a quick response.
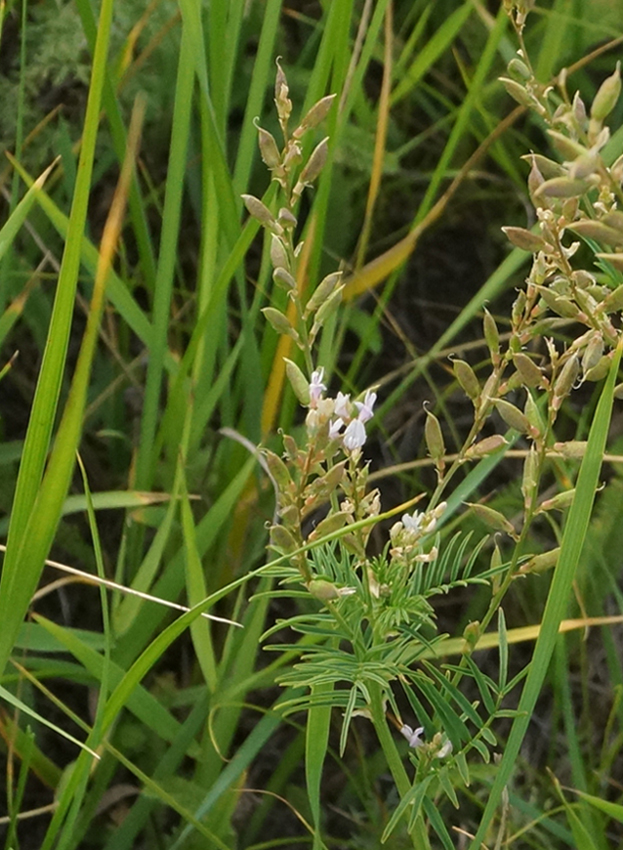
[334,391,351,419]
[343,418,367,450]
[309,368,326,406]
[355,390,377,423]
[402,511,424,533]
[400,724,425,748]
[329,417,344,439]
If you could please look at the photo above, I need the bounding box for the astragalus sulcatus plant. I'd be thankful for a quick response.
[244,6,623,841]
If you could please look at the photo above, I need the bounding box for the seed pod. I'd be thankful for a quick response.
[534,176,590,198]
[537,489,575,513]
[603,210,623,233]
[462,620,481,651]
[535,286,581,320]
[257,126,281,169]
[307,578,340,601]
[583,355,611,382]
[591,62,621,123]
[521,447,539,511]
[569,151,600,180]
[284,358,311,406]
[311,285,344,332]
[483,309,500,363]
[601,284,623,316]
[294,137,329,195]
[513,352,542,387]
[569,219,622,247]
[241,194,278,229]
[519,548,560,574]
[546,130,586,160]
[508,57,531,81]
[307,510,350,542]
[499,76,533,108]
[305,271,343,317]
[273,267,297,291]
[502,226,547,252]
[494,399,531,434]
[464,434,508,460]
[552,354,580,411]
[511,290,527,325]
[263,449,292,491]
[270,234,290,271]
[521,153,566,179]
[278,207,298,229]
[262,307,299,342]
[581,332,604,375]
[453,359,480,402]
[614,383,623,400]
[425,408,446,475]
[550,440,587,459]
[269,523,299,554]
[524,392,544,438]
[293,94,336,139]
[466,502,517,538]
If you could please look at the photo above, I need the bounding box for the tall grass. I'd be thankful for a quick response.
[0,1,623,848]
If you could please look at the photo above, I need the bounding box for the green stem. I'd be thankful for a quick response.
[368,682,431,849]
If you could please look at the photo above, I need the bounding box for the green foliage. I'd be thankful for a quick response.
[1,1,623,849]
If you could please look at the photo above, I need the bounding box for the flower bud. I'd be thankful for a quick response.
[293,137,329,197]
[521,446,539,511]
[499,76,533,108]
[483,309,500,364]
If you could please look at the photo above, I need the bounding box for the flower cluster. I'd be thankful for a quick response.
[307,368,377,453]
[389,502,447,566]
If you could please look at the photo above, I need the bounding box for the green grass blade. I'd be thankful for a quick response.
[469,341,623,848]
